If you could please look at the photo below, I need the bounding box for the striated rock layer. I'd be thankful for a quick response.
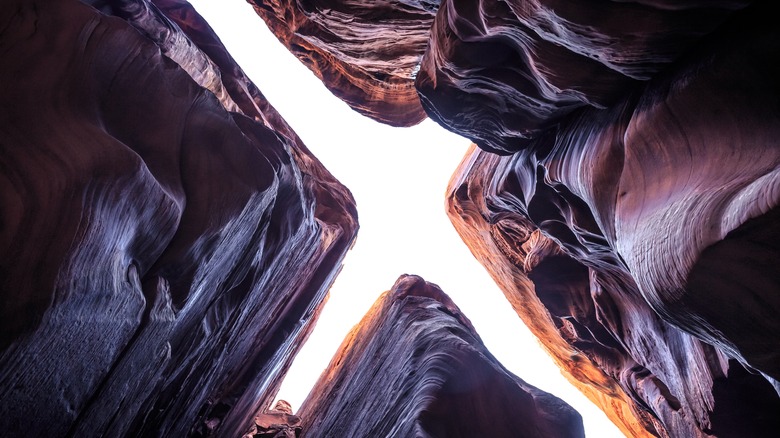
[298,274,585,438]
[444,2,780,436]
[249,0,437,126]
[416,0,753,154]
[0,1,357,437]
[448,145,780,437]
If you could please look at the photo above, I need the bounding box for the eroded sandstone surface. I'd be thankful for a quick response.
[448,143,780,437]
[415,0,754,155]
[3,0,779,436]
[441,2,780,436]
[299,274,585,438]
[249,0,437,126]
[252,0,780,435]
[0,1,357,436]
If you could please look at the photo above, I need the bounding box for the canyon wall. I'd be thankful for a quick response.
[249,0,437,126]
[439,1,780,437]
[0,1,357,436]
[415,0,754,155]
[298,274,585,438]
[447,144,780,437]
[3,0,779,436]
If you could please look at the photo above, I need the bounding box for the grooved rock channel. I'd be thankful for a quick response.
[0,1,357,436]
[298,275,585,438]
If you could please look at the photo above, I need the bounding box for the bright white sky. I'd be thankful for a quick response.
[188,2,624,436]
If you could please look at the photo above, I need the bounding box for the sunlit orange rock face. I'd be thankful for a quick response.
[248,0,436,126]
[299,274,585,438]
[0,1,357,437]
[442,2,780,436]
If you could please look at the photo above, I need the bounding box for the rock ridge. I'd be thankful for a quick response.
[0,1,357,436]
[298,274,585,438]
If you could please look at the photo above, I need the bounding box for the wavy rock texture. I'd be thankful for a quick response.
[0,1,357,437]
[249,0,437,126]
[415,0,752,154]
[299,274,585,438]
[446,3,780,436]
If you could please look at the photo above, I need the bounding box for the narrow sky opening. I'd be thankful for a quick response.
[188,2,623,436]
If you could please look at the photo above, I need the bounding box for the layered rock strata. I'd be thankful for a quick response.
[298,274,585,438]
[416,0,753,154]
[444,2,780,435]
[448,145,780,437]
[249,0,437,126]
[0,1,357,437]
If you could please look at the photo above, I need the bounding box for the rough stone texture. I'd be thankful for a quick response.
[249,0,437,126]
[298,274,585,438]
[243,400,302,438]
[0,1,357,437]
[444,2,780,435]
[415,0,752,154]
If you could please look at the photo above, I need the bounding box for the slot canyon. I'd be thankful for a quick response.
[1,0,778,437]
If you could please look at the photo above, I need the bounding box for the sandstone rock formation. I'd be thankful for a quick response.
[249,0,436,126]
[0,1,357,437]
[440,2,780,436]
[245,0,780,431]
[415,0,754,155]
[448,145,780,437]
[243,400,302,438]
[4,0,779,436]
[298,274,585,438]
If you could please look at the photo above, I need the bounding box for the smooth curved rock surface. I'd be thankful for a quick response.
[0,1,357,437]
[415,0,752,154]
[249,0,437,126]
[449,144,780,437]
[445,4,780,433]
[298,274,585,438]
